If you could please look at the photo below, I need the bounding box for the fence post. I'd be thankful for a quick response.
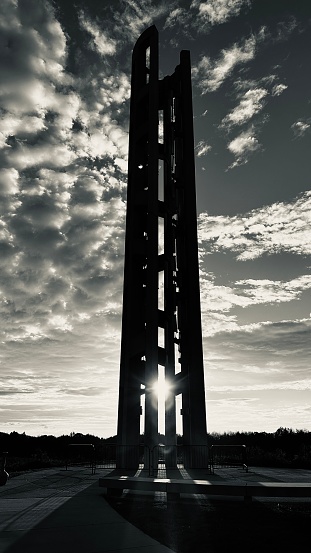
[0,452,9,486]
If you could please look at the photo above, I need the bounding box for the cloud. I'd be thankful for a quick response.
[0,167,19,196]
[0,0,68,86]
[164,0,250,37]
[220,88,268,129]
[271,83,288,96]
[204,318,311,389]
[192,17,297,95]
[235,276,311,303]
[218,76,288,153]
[191,0,250,26]
[203,317,311,431]
[217,76,288,164]
[198,193,311,336]
[198,191,311,260]
[218,74,287,164]
[202,310,240,336]
[291,120,311,138]
[227,125,262,168]
[209,379,311,392]
[164,7,191,31]
[275,15,298,41]
[0,0,132,176]
[195,139,212,157]
[112,0,170,41]
[0,1,131,438]
[206,318,311,368]
[0,165,126,343]
[0,296,123,435]
[199,270,311,339]
[0,2,82,175]
[78,13,117,56]
[193,34,257,93]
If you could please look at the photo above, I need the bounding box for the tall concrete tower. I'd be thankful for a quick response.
[117,25,207,469]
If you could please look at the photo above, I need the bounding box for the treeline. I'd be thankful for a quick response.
[0,431,116,473]
[0,430,115,456]
[206,427,311,469]
[1,427,311,472]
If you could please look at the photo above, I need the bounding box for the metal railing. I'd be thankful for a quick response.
[64,443,248,476]
[95,444,145,470]
[95,444,211,475]
[210,444,248,472]
[65,443,96,474]
[149,444,211,475]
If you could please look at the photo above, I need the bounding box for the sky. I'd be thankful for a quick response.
[1,0,311,438]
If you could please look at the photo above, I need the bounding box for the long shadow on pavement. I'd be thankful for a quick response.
[106,490,311,553]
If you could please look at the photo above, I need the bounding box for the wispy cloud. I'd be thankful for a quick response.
[203,316,311,431]
[291,120,311,138]
[220,88,268,129]
[227,125,262,168]
[195,139,212,156]
[191,0,251,27]
[113,0,169,41]
[204,318,311,388]
[78,13,117,56]
[271,83,288,96]
[164,6,191,31]
[209,379,311,392]
[198,191,311,259]
[193,34,257,93]
[199,272,311,339]
[164,0,250,36]
[217,75,288,166]
[235,276,311,304]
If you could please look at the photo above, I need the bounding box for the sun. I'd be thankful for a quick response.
[152,373,170,400]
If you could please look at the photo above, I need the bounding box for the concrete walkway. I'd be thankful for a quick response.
[1,465,310,552]
[0,467,175,553]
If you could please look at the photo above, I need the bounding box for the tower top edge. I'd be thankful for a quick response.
[133,25,158,52]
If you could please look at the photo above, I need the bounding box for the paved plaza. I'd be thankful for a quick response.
[0,467,174,553]
[0,465,310,552]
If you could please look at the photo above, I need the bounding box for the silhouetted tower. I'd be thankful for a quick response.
[117,26,207,468]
